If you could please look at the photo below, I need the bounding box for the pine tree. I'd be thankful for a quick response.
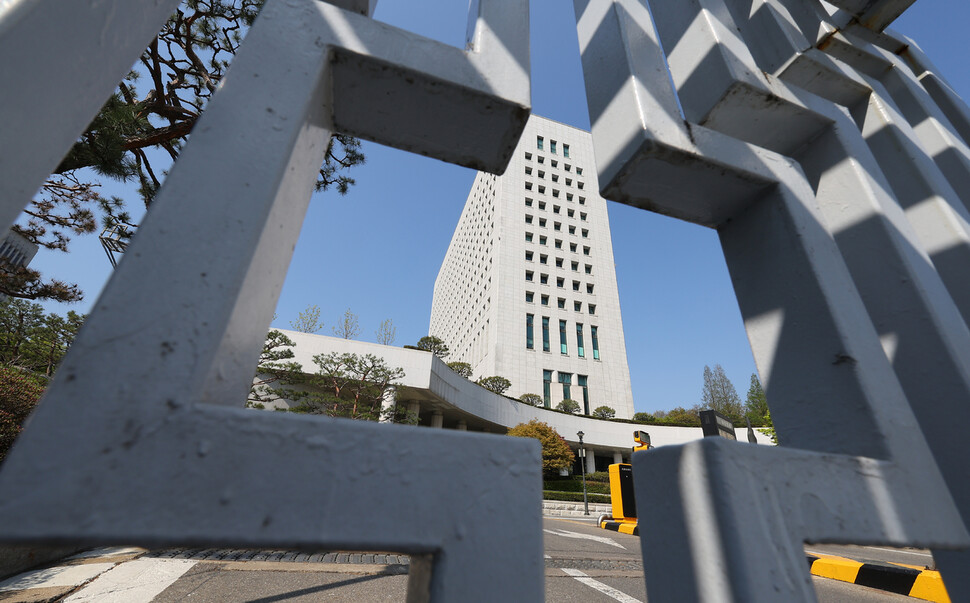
[701,364,744,422]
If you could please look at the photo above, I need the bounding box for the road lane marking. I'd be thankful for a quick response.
[0,563,117,592]
[64,558,197,602]
[562,568,643,603]
[543,528,626,550]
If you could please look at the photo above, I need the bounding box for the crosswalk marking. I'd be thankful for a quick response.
[562,568,643,603]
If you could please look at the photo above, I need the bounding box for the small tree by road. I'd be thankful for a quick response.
[507,420,574,475]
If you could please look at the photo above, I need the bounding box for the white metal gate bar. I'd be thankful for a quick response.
[0,1,539,601]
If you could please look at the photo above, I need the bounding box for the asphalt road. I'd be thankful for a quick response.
[0,517,923,601]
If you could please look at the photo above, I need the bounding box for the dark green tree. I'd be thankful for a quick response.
[743,373,770,426]
[519,393,544,407]
[0,299,84,376]
[556,399,581,414]
[446,361,473,378]
[248,329,302,408]
[0,366,47,464]
[7,0,364,302]
[477,376,511,395]
[415,336,449,359]
[592,406,615,419]
[289,352,404,421]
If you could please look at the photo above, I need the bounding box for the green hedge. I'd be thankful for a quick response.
[543,490,611,504]
[543,479,611,494]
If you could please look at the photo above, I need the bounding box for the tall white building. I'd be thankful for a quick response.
[431,115,635,418]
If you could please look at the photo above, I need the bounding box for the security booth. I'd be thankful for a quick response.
[601,431,650,535]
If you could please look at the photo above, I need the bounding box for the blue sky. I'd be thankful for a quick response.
[28,0,970,414]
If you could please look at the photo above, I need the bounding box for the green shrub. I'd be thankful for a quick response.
[543,490,611,504]
[543,479,610,494]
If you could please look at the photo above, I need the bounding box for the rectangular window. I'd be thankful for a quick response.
[543,370,552,407]
[525,152,532,160]
[574,301,582,312]
[576,167,583,175]
[525,251,533,261]
[552,189,560,198]
[525,214,533,224]
[583,246,591,256]
[556,277,564,288]
[557,297,566,309]
[580,212,587,221]
[569,225,576,235]
[551,174,559,183]
[538,185,545,194]
[571,261,579,271]
[578,375,589,414]
[591,326,600,360]
[526,270,533,281]
[525,166,532,175]
[587,283,594,294]
[525,182,532,190]
[559,371,572,400]
[565,178,572,186]
[568,209,574,218]
[526,314,534,349]
[555,257,563,268]
[554,222,561,231]
[538,170,545,179]
[570,243,578,252]
[542,317,550,352]
[540,273,548,284]
[582,229,589,238]
[566,193,573,201]
[539,218,546,227]
[589,304,596,315]
[525,197,533,206]
[539,254,547,264]
[565,164,571,171]
[541,294,549,306]
[555,239,563,249]
[525,232,533,242]
[576,324,585,358]
[540,236,547,245]
[553,205,561,214]
[585,264,592,274]
[550,140,557,154]
[563,143,570,158]
[539,201,546,210]
[572,280,580,291]
[526,291,534,303]
[551,160,558,168]
[538,155,544,163]
[560,320,568,355]
[579,197,586,205]
[537,136,544,150]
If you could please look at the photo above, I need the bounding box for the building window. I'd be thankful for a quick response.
[570,243,578,252]
[539,218,546,227]
[526,270,534,281]
[574,301,582,312]
[525,182,533,190]
[568,209,575,218]
[578,375,589,414]
[578,181,584,189]
[552,189,560,198]
[557,297,566,309]
[538,155,544,164]
[580,212,587,221]
[539,201,546,210]
[526,314,534,349]
[540,254,547,264]
[572,280,580,291]
[591,326,600,360]
[542,317,550,352]
[571,261,579,271]
[577,324,585,358]
[525,232,533,242]
[526,251,535,262]
[526,291,534,303]
[525,197,533,206]
[559,371,572,399]
[525,152,532,160]
[563,143,570,158]
[565,164,571,171]
[566,193,573,201]
[585,264,592,274]
[579,197,586,205]
[587,283,594,294]
[525,166,533,175]
[537,136,544,150]
[576,167,583,175]
[555,257,563,268]
[550,140,557,154]
[569,226,576,235]
[538,170,545,179]
[540,235,547,245]
[552,174,559,183]
[559,320,568,355]
[554,222,561,231]
[551,159,558,168]
[556,277,564,288]
[541,294,549,306]
[553,205,561,214]
[543,370,552,407]
[538,185,545,194]
[565,178,572,186]
[583,246,591,256]
[525,214,533,224]
[540,273,549,284]
[589,304,596,315]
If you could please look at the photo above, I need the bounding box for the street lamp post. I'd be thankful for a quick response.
[577,431,589,515]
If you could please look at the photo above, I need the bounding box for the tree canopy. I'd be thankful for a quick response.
[556,399,581,414]
[289,304,323,333]
[507,420,574,475]
[0,366,46,464]
[0,299,84,377]
[743,373,770,426]
[447,362,473,379]
[415,336,449,359]
[592,406,615,419]
[519,393,544,407]
[701,364,743,422]
[6,0,363,302]
[289,352,404,421]
[332,308,360,340]
[477,376,511,395]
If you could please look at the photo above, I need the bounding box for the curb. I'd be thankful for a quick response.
[598,523,948,602]
[807,554,949,602]
[600,520,638,536]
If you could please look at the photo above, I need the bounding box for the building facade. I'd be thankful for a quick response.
[431,115,635,418]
